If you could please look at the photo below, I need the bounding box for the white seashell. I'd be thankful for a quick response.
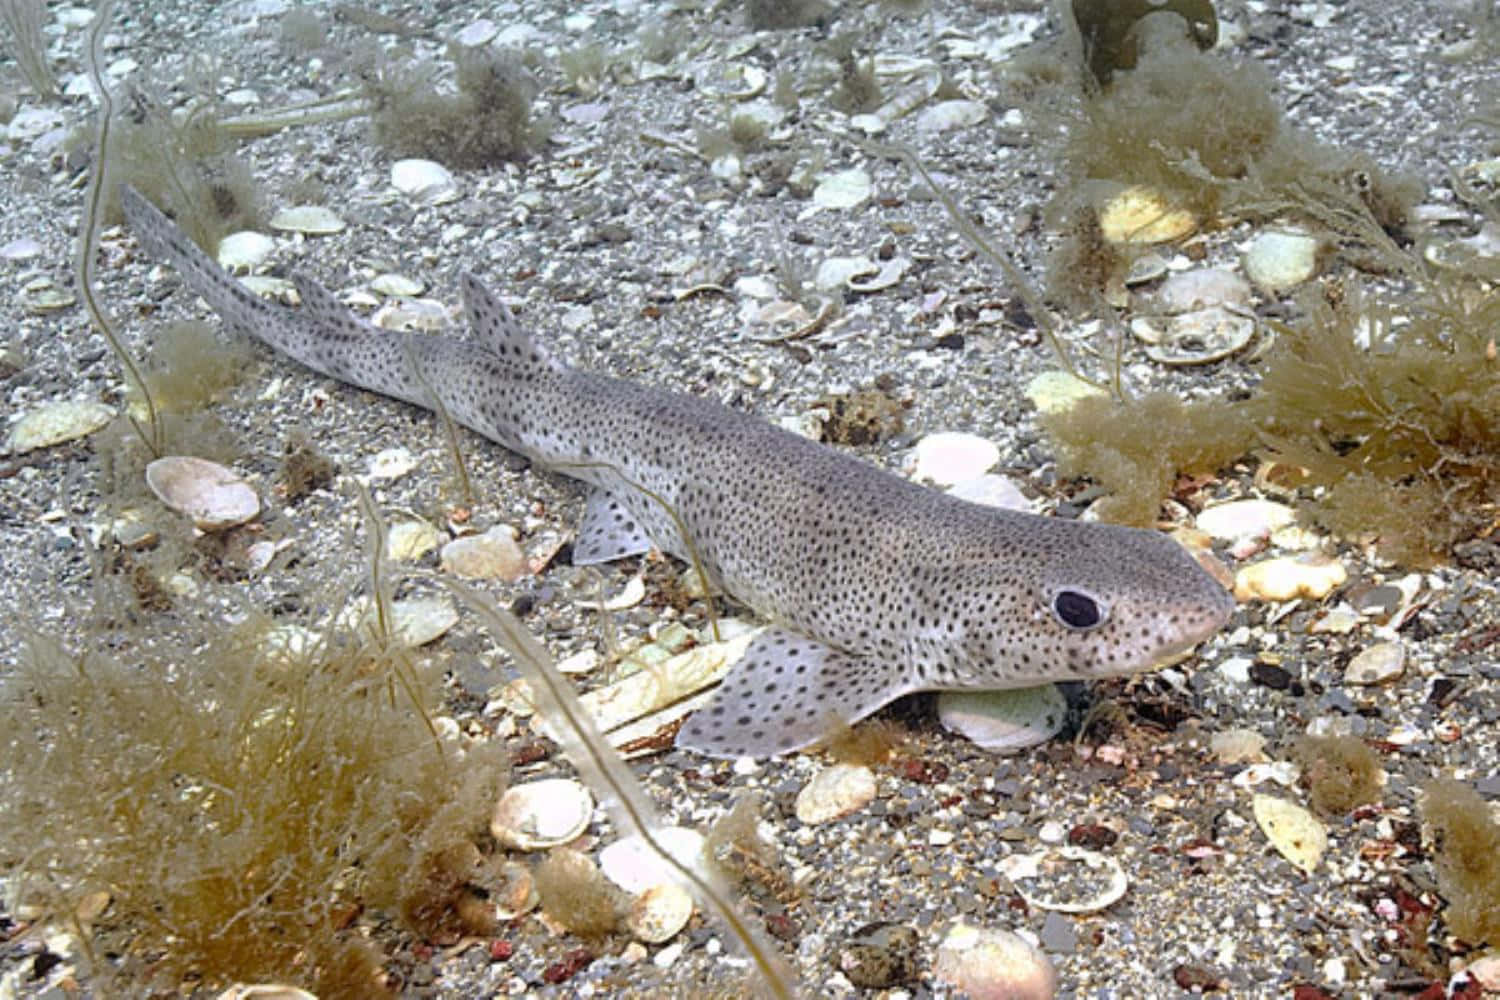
[1024,370,1105,415]
[1140,306,1254,366]
[268,205,346,235]
[937,685,1067,753]
[916,99,987,132]
[1253,794,1327,873]
[390,158,458,206]
[214,985,318,1000]
[627,883,694,944]
[811,168,873,211]
[490,779,594,851]
[906,432,1000,487]
[1234,554,1347,602]
[1243,229,1321,293]
[369,273,425,297]
[815,255,877,291]
[794,763,876,824]
[1099,185,1196,244]
[1196,499,1297,543]
[598,827,708,894]
[696,63,766,100]
[216,231,275,273]
[946,474,1032,512]
[372,297,448,331]
[1000,847,1128,913]
[385,519,441,562]
[933,923,1057,1000]
[1153,268,1252,313]
[441,525,528,581]
[6,400,113,454]
[367,447,416,481]
[848,256,910,293]
[145,456,259,530]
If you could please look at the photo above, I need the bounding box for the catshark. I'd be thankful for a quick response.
[121,185,1235,759]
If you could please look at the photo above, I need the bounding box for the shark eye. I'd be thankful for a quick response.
[1051,589,1106,630]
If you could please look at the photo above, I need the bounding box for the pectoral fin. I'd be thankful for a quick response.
[573,489,655,565]
[676,628,910,759]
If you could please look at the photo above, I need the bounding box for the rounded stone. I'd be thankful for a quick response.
[598,827,708,895]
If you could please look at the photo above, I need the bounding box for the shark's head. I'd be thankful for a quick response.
[909,515,1235,689]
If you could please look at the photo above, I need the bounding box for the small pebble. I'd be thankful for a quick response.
[145,456,260,531]
[489,779,594,851]
[1344,641,1405,685]
[1233,554,1348,602]
[441,526,528,580]
[933,923,1058,1000]
[794,763,876,825]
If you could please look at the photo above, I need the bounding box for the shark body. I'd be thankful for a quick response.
[122,186,1235,758]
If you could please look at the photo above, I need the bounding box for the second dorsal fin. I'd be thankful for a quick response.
[460,271,562,372]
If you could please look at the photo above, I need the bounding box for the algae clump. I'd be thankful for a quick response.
[1421,779,1500,948]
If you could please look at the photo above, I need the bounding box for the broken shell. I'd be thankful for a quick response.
[1137,305,1254,366]
[811,168,873,211]
[916,99,987,133]
[145,456,260,530]
[20,279,75,314]
[372,296,448,331]
[598,827,708,894]
[815,255,878,291]
[5,400,113,454]
[1252,794,1327,873]
[217,231,276,273]
[937,685,1067,753]
[696,62,766,100]
[794,763,876,825]
[848,256,910,293]
[1234,553,1348,602]
[1344,640,1405,685]
[490,778,594,851]
[1000,847,1128,913]
[390,158,459,206]
[385,518,441,562]
[626,883,695,944]
[1099,185,1196,243]
[268,205,346,235]
[346,595,457,647]
[1024,370,1106,415]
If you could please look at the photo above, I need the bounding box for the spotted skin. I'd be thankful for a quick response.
[122,186,1236,759]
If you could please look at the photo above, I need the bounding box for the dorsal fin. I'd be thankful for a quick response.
[290,272,370,339]
[460,271,561,371]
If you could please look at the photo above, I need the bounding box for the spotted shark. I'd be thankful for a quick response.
[121,185,1235,759]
